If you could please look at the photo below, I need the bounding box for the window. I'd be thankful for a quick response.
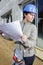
[1,10,12,23]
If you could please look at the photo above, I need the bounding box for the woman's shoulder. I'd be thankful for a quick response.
[30,23,37,30]
[31,23,37,27]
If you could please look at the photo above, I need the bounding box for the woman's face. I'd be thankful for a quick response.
[25,13,35,22]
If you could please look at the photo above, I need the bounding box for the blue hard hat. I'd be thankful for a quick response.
[23,4,37,14]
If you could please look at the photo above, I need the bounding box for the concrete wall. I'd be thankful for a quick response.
[0,0,24,23]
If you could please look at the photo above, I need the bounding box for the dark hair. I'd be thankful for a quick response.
[23,11,30,19]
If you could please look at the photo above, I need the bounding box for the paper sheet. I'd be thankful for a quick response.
[0,20,23,41]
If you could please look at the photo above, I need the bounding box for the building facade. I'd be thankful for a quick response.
[0,0,23,24]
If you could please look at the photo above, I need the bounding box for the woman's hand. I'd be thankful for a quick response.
[21,34,27,43]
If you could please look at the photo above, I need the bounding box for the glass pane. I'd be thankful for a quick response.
[38,18,43,49]
[35,0,43,49]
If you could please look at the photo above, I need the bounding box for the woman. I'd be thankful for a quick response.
[13,4,37,65]
[21,4,37,65]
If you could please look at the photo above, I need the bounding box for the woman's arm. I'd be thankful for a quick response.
[21,25,37,48]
